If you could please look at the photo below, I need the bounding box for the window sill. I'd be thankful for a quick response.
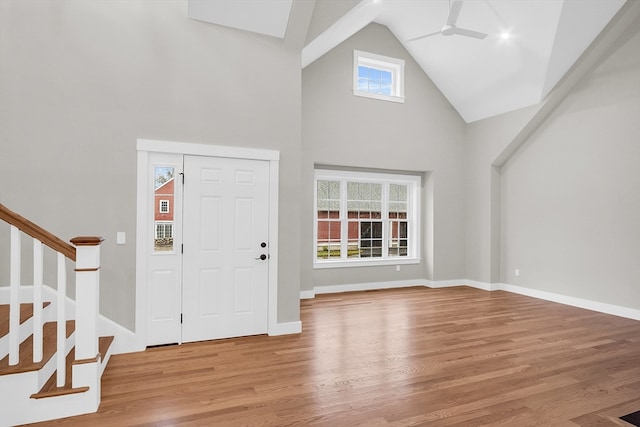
[353,90,405,104]
[314,257,420,269]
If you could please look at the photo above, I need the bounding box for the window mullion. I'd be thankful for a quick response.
[340,179,348,260]
[382,183,389,259]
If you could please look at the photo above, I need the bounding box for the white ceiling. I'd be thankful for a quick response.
[189,0,627,123]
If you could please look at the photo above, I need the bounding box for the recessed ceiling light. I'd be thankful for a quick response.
[501,32,510,40]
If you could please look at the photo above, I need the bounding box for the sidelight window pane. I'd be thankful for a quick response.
[154,166,175,252]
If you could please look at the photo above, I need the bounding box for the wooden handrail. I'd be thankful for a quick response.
[0,203,76,261]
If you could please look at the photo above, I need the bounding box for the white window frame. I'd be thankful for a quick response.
[159,199,170,213]
[353,50,405,104]
[314,169,420,269]
[154,221,173,239]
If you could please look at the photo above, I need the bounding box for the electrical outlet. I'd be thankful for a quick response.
[396,265,401,272]
[515,269,520,277]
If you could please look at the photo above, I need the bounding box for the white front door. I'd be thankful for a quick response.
[181,155,269,342]
[145,152,270,345]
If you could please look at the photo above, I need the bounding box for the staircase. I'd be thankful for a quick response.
[0,204,114,426]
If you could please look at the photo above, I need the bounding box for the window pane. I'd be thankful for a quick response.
[317,220,341,259]
[372,222,382,238]
[317,180,328,200]
[357,65,396,97]
[347,221,359,258]
[329,181,341,199]
[400,222,408,239]
[361,221,372,238]
[371,184,381,200]
[388,220,408,257]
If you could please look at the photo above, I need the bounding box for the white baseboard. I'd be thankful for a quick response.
[269,321,302,336]
[98,314,145,354]
[492,282,640,321]
[308,279,429,297]
[300,290,316,300]
[299,279,640,321]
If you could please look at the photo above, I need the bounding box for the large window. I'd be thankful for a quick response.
[353,50,405,103]
[314,169,420,267]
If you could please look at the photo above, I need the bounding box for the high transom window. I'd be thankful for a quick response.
[314,169,420,268]
[353,50,405,103]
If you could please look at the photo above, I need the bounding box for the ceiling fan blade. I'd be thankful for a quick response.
[446,0,463,26]
[407,30,441,42]
[452,27,488,39]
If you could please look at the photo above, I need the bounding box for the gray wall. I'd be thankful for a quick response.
[0,0,302,330]
[465,104,541,284]
[302,23,467,291]
[499,28,640,309]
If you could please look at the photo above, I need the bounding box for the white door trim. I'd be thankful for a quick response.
[135,139,280,348]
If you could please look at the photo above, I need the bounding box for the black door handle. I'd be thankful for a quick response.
[255,254,267,261]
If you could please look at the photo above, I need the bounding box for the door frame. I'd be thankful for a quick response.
[135,138,280,347]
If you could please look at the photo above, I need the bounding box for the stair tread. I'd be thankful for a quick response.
[0,302,51,338]
[0,320,74,376]
[31,336,115,399]
[31,348,88,399]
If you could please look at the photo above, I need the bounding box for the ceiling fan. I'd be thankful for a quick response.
[408,0,488,42]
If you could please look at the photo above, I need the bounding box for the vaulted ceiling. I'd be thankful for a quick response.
[188,0,628,123]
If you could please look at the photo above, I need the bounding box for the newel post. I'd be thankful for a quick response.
[71,236,104,361]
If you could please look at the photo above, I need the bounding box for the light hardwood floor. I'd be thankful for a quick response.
[31,286,640,426]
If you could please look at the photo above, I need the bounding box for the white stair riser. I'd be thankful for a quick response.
[0,372,99,427]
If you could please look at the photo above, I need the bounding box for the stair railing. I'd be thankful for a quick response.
[0,203,103,387]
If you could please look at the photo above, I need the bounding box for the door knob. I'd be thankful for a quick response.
[255,254,267,261]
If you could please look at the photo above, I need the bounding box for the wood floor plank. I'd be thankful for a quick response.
[27,286,640,426]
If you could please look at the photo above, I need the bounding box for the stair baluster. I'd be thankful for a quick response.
[9,225,20,366]
[57,252,67,387]
[33,239,44,363]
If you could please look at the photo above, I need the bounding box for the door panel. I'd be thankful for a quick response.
[181,155,269,343]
